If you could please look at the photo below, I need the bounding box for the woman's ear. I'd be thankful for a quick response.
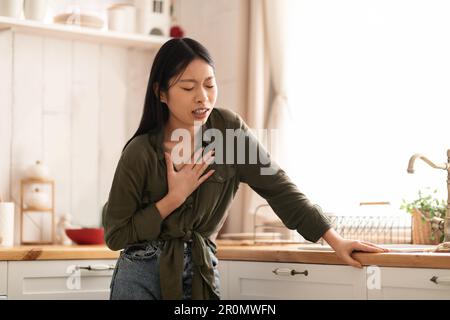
[160,92,168,104]
[153,83,167,103]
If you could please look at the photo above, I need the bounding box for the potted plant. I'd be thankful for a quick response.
[401,188,446,244]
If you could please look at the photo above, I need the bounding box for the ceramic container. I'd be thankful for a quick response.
[23,0,47,21]
[0,0,24,18]
[27,160,50,180]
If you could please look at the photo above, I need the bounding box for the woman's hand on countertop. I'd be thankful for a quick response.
[322,228,389,268]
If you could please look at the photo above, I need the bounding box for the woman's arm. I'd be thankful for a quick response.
[103,141,166,251]
[233,112,331,243]
[232,112,388,267]
[155,193,183,220]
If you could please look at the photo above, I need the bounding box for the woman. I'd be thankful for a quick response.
[103,37,388,300]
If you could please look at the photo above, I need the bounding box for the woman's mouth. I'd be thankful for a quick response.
[192,108,210,119]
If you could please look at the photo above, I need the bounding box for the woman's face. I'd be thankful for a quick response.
[161,58,218,128]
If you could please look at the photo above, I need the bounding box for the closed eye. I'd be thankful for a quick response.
[182,85,215,91]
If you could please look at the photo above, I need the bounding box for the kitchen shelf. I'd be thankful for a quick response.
[22,178,53,184]
[0,16,169,49]
[20,241,54,245]
[22,207,52,212]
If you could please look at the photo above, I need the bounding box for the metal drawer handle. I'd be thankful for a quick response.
[76,264,115,271]
[272,268,308,277]
[430,276,450,286]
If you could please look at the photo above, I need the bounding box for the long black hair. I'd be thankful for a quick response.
[122,37,216,152]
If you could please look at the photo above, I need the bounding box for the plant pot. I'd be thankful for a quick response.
[412,209,441,245]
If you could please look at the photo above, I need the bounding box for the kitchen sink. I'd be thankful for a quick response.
[297,243,437,252]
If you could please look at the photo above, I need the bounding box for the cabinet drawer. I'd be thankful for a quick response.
[0,262,6,295]
[228,261,366,300]
[8,259,117,300]
[368,267,450,300]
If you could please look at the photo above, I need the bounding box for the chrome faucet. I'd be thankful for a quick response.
[407,150,450,242]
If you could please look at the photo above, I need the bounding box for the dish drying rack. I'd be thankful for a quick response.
[252,203,412,245]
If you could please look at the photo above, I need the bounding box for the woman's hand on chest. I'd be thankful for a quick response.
[164,147,216,206]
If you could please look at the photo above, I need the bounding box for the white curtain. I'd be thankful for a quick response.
[240,0,292,233]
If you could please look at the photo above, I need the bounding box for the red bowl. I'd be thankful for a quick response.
[65,228,105,245]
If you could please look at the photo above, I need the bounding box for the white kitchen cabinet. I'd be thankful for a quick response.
[7,259,117,300]
[0,262,7,296]
[367,267,450,300]
[217,260,229,300]
[227,261,367,300]
[6,258,228,300]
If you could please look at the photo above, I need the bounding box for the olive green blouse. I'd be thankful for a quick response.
[102,107,332,300]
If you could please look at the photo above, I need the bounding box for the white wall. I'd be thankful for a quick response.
[0,29,155,244]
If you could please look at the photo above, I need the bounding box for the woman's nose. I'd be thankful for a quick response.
[195,88,208,104]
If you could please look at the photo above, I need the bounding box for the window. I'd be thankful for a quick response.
[283,0,449,214]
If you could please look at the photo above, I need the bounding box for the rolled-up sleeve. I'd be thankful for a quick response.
[102,143,163,251]
[233,113,332,242]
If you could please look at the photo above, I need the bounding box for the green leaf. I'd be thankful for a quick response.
[400,188,446,220]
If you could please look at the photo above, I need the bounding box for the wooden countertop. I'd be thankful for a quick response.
[215,240,450,269]
[0,241,449,269]
[0,245,120,261]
